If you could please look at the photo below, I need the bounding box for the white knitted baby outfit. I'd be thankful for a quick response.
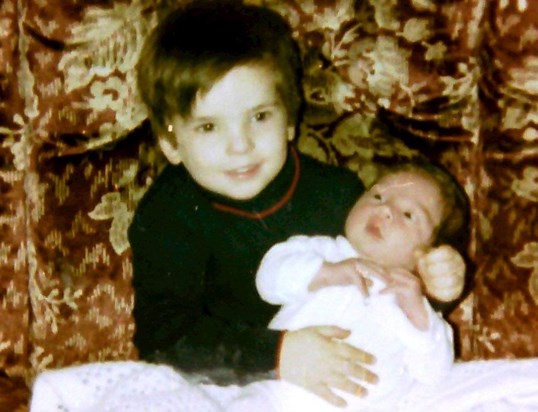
[30,359,538,412]
[30,361,224,412]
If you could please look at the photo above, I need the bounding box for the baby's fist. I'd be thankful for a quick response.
[416,245,465,302]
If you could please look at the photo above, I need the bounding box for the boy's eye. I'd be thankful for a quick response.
[253,111,271,122]
[373,193,382,201]
[404,211,413,220]
[196,123,215,133]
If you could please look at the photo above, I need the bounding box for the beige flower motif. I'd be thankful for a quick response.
[503,104,538,133]
[508,56,538,95]
[297,134,329,164]
[311,0,355,32]
[88,155,157,254]
[512,166,538,202]
[402,18,431,43]
[424,41,447,62]
[476,325,502,354]
[58,1,156,141]
[411,0,436,12]
[522,127,538,142]
[367,36,411,103]
[511,242,538,305]
[370,0,400,31]
[331,113,376,157]
[2,115,28,171]
[88,75,148,144]
[88,192,133,255]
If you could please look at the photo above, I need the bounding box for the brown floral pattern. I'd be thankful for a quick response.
[1,0,537,405]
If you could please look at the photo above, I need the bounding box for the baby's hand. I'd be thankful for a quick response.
[308,258,378,297]
[381,268,429,330]
[416,245,466,302]
[278,326,377,407]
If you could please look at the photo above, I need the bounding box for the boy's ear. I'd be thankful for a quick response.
[159,138,183,165]
[287,125,296,142]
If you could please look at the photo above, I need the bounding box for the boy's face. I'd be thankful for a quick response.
[161,64,295,200]
[344,171,443,270]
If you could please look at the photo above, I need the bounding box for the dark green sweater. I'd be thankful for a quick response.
[128,147,364,379]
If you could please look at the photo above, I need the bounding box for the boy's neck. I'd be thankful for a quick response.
[199,145,300,219]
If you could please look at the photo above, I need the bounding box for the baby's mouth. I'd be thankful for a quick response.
[365,221,383,240]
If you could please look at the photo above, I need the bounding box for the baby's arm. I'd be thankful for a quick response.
[400,304,455,384]
[256,235,346,305]
[377,270,454,383]
[380,267,455,383]
[381,267,429,331]
[308,258,373,296]
[257,236,378,407]
[257,235,374,305]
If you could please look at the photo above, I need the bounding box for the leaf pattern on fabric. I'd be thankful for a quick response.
[1,3,538,404]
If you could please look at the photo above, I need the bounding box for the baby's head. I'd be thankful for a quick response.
[137,1,302,139]
[345,161,468,271]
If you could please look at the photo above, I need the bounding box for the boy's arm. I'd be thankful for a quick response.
[129,212,210,360]
[129,198,281,378]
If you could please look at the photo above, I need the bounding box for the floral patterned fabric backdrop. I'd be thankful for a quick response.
[1,0,537,407]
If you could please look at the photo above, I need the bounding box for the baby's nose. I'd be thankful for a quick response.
[379,205,392,220]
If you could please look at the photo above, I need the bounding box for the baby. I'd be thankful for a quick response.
[256,161,468,409]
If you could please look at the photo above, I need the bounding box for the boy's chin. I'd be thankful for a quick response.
[217,186,265,201]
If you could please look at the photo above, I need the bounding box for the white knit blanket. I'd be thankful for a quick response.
[30,359,538,412]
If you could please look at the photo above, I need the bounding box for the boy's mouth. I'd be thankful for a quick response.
[226,164,261,180]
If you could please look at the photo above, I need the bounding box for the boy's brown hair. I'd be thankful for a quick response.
[137,1,303,143]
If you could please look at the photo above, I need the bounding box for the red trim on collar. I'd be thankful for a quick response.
[211,147,300,219]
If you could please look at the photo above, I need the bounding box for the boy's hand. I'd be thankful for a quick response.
[416,245,466,302]
[308,259,379,297]
[278,326,377,407]
[380,268,429,330]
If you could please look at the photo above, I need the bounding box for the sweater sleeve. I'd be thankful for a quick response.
[129,172,281,378]
[129,199,211,360]
[256,235,342,306]
[395,301,455,385]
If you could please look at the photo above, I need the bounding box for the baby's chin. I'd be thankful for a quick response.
[352,238,414,269]
[349,237,384,260]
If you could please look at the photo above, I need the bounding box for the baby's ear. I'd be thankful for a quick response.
[159,138,182,165]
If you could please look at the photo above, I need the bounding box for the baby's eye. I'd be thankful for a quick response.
[196,123,215,133]
[373,193,382,201]
[404,211,413,220]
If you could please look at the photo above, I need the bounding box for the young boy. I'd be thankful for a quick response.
[257,161,468,409]
[129,0,466,404]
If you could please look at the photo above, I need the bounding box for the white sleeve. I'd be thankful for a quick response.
[255,235,339,305]
[397,302,455,384]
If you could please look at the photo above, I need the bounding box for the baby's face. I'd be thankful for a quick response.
[162,63,294,200]
[344,171,443,270]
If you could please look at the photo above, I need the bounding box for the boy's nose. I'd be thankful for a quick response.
[227,127,254,154]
